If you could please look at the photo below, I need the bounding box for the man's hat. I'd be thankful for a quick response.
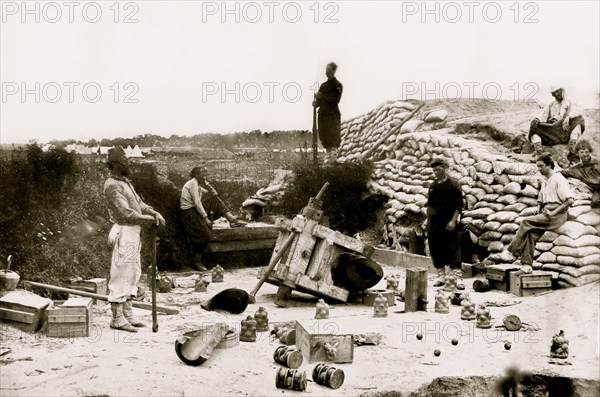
[429,157,448,168]
[107,146,126,164]
[549,84,563,93]
[201,288,249,314]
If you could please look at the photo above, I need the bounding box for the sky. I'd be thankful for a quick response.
[1,0,599,144]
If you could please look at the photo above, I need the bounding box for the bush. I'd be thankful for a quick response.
[279,159,385,235]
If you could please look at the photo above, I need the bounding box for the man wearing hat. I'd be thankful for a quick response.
[426,158,465,289]
[529,85,585,162]
[313,62,343,157]
[180,165,244,271]
[104,146,166,332]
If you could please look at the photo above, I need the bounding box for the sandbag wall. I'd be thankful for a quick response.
[337,106,600,288]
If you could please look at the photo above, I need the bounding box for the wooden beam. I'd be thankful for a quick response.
[206,239,276,253]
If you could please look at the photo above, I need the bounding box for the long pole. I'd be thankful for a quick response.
[312,94,318,165]
[151,225,158,332]
[21,280,179,314]
[247,232,296,304]
[360,103,424,161]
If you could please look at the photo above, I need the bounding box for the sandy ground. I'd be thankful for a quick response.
[1,266,599,397]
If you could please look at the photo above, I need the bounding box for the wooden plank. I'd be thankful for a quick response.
[283,219,319,282]
[206,238,276,253]
[522,280,552,288]
[294,274,349,302]
[305,238,336,279]
[312,225,372,254]
[296,320,354,364]
[370,248,435,272]
[404,267,428,312]
[48,314,87,323]
[0,307,35,323]
[210,226,278,242]
[47,324,88,338]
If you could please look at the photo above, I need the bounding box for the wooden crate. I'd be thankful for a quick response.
[68,278,107,305]
[486,264,521,292]
[47,297,93,338]
[509,271,552,297]
[295,319,353,364]
[0,291,52,332]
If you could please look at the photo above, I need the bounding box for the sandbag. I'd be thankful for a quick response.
[556,254,600,268]
[535,242,554,252]
[551,245,600,258]
[518,197,539,207]
[464,207,495,219]
[424,109,448,123]
[520,185,539,198]
[501,233,515,244]
[400,119,424,134]
[503,182,522,195]
[488,241,504,252]
[488,211,519,223]
[498,223,519,234]
[520,207,539,217]
[568,206,593,219]
[497,194,519,205]
[504,203,528,213]
[577,211,600,226]
[558,273,600,287]
[537,252,557,263]
[553,222,598,240]
[482,194,500,202]
[480,231,502,241]
[483,221,502,231]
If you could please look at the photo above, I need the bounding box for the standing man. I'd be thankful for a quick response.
[529,85,585,161]
[505,153,574,274]
[104,146,166,333]
[180,166,244,271]
[313,62,343,155]
[426,158,465,289]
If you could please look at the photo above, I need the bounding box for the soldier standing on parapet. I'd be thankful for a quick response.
[313,62,343,157]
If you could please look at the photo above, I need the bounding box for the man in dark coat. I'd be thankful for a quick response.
[313,62,343,153]
[426,158,465,289]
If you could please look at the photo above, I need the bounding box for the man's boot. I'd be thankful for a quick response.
[452,268,465,290]
[433,268,446,287]
[110,303,137,333]
[123,299,146,328]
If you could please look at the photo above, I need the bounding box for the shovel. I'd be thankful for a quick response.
[151,224,159,332]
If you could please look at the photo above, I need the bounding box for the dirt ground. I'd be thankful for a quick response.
[1,265,599,397]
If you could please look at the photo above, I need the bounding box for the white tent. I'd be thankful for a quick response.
[129,145,144,158]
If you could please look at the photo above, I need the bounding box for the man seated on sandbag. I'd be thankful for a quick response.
[503,153,574,274]
[560,139,600,208]
[180,166,245,271]
[529,85,585,163]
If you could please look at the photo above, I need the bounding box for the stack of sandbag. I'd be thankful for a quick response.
[358,128,599,289]
[532,206,600,288]
[337,100,447,163]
